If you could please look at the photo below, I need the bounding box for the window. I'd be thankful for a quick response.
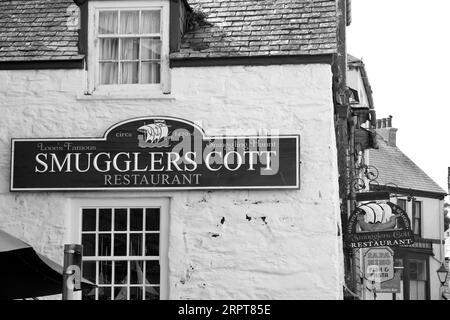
[397,199,407,212]
[408,259,427,300]
[98,10,161,85]
[87,1,170,94]
[70,198,169,300]
[412,201,422,236]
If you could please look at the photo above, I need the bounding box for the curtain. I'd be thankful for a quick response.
[121,38,139,84]
[98,10,161,85]
[141,10,160,33]
[99,11,117,34]
[120,11,139,34]
[141,38,161,84]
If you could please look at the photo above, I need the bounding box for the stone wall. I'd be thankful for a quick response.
[0,63,343,299]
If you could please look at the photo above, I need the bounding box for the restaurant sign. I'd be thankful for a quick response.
[344,201,414,248]
[11,116,300,191]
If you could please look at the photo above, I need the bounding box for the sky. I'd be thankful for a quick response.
[346,0,450,192]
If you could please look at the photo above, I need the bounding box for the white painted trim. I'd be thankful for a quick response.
[86,0,170,95]
[68,197,170,300]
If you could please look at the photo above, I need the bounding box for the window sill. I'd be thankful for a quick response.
[76,92,175,101]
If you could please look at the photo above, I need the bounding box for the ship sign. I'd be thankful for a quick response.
[137,120,170,148]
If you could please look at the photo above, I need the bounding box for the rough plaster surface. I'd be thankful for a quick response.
[0,64,343,299]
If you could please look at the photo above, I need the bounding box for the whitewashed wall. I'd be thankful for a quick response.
[0,64,343,299]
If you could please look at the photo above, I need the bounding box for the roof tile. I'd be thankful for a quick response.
[171,0,338,59]
[0,0,82,62]
[368,136,446,195]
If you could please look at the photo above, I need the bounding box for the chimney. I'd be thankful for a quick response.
[375,115,398,146]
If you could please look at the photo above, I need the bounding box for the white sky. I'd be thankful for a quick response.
[347,0,450,192]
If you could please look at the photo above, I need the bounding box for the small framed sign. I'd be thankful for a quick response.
[11,116,300,191]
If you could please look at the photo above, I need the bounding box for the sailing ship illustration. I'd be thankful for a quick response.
[137,121,170,147]
[356,202,400,232]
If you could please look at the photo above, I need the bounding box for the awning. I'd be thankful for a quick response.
[0,229,95,300]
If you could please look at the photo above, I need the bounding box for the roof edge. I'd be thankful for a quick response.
[370,184,447,200]
[0,58,84,70]
[170,54,333,68]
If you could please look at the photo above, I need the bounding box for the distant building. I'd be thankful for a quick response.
[366,117,447,300]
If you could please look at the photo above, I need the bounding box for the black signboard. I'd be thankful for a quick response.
[11,116,300,191]
[344,201,414,248]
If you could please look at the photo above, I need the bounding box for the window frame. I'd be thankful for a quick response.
[412,200,422,237]
[68,197,170,300]
[87,0,171,95]
[397,198,407,212]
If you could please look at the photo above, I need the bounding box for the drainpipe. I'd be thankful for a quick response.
[334,0,355,298]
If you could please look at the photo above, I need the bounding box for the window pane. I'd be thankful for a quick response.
[114,287,127,300]
[114,208,127,231]
[141,38,161,60]
[145,233,159,256]
[141,62,160,84]
[130,261,144,284]
[98,286,112,300]
[82,287,96,300]
[82,209,96,231]
[145,208,160,231]
[99,209,112,231]
[397,199,407,212]
[121,62,139,84]
[145,286,160,300]
[120,11,139,34]
[98,234,111,256]
[120,38,139,60]
[413,220,421,235]
[82,234,95,256]
[114,261,128,285]
[130,208,143,231]
[98,261,112,285]
[130,233,143,256]
[141,10,160,33]
[82,261,96,283]
[130,287,143,300]
[99,11,118,34]
[145,260,160,285]
[100,38,118,60]
[100,62,118,84]
[114,233,127,256]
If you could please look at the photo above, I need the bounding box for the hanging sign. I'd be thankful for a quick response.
[344,201,414,248]
[11,116,300,191]
[363,247,394,284]
[363,247,400,293]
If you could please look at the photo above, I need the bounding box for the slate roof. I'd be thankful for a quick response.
[368,135,446,195]
[0,0,338,62]
[172,0,338,59]
[0,0,82,62]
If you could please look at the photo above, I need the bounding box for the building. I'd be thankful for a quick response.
[0,0,354,299]
[364,117,447,300]
[345,55,447,300]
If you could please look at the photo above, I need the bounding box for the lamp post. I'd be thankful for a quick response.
[437,262,448,300]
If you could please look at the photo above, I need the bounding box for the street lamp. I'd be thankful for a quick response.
[437,262,448,300]
[437,263,448,285]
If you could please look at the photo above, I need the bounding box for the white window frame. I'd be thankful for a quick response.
[87,0,171,96]
[67,197,170,300]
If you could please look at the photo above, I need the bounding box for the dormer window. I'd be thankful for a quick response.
[87,1,170,95]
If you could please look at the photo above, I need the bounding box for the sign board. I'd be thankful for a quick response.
[380,270,401,293]
[363,247,401,293]
[344,201,414,248]
[11,116,300,191]
[364,247,394,284]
